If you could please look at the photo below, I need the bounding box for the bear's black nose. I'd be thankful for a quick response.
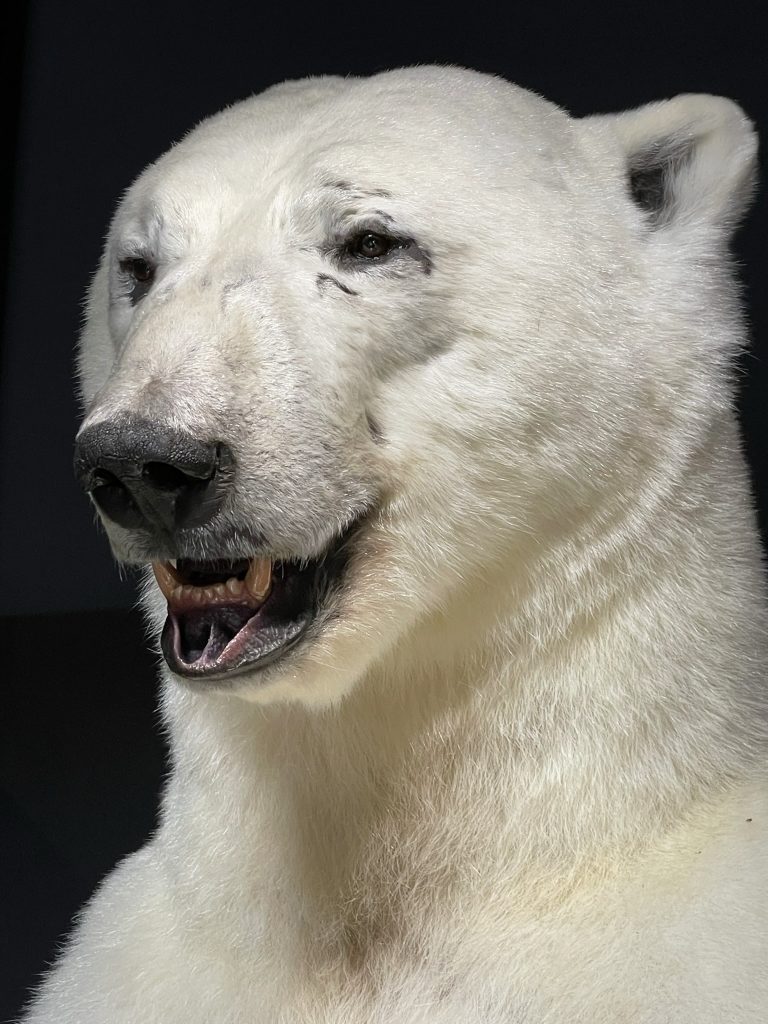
[73,415,233,534]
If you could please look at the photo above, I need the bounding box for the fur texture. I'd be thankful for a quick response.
[21,67,768,1022]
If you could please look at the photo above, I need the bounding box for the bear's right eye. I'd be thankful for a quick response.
[119,257,155,302]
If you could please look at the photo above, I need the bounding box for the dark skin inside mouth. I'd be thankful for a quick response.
[158,514,364,681]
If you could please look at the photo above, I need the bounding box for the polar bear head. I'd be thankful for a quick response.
[73,67,757,705]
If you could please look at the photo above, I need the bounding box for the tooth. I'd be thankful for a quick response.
[204,587,216,602]
[245,558,272,601]
[213,583,226,599]
[152,561,180,600]
[226,577,243,596]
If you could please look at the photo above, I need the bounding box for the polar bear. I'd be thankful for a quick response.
[21,67,767,1023]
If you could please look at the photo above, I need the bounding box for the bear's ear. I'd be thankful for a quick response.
[585,95,758,234]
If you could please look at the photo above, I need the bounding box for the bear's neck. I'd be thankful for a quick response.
[160,430,767,938]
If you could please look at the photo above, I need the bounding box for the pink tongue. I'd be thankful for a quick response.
[174,605,256,666]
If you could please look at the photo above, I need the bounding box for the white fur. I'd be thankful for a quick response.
[21,67,767,1022]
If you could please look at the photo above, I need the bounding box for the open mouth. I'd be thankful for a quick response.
[153,522,359,682]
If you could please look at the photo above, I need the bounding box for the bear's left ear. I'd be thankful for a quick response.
[584,95,758,235]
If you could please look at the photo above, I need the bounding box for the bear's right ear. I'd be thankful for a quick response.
[585,95,758,236]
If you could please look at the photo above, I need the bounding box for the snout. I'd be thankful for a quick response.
[73,411,367,684]
[74,414,234,535]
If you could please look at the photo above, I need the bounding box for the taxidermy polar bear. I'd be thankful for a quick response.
[23,66,767,1022]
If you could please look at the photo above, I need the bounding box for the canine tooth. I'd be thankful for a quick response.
[245,558,272,601]
[152,561,180,600]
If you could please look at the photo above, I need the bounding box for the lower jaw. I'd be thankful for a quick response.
[160,605,313,682]
[160,581,319,684]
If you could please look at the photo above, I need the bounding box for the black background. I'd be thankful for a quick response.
[2,1,766,1019]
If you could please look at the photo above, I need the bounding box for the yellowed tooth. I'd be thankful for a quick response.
[213,583,226,599]
[245,557,272,602]
[226,577,243,596]
[152,561,184,600]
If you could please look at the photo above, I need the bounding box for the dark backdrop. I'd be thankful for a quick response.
[2,1,766,1019]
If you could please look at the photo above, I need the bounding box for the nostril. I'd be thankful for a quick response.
[141,461,203,492]
[89,467,126,499]
[89,468,120,490]
[89,470,145,529]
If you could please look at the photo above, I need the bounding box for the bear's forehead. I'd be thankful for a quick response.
[123,68,577,226]
[191,66,567,146]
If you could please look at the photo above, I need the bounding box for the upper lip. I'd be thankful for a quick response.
[112,527,273,568]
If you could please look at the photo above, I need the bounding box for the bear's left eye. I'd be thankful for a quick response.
[348,232,397,260]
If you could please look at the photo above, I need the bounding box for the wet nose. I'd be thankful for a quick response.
[74,415,233,533]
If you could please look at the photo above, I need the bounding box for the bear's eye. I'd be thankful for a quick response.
[349,232,396,260]
[118,256,156,303]
[120,257,154,283]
